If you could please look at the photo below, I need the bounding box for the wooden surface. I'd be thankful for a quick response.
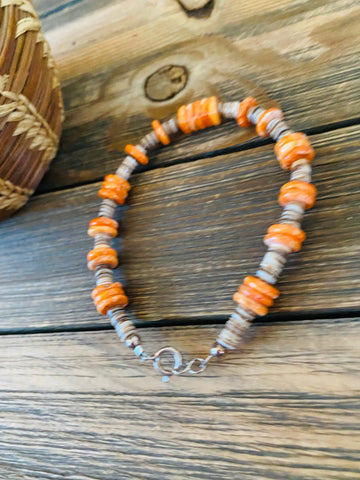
[1,0,360,478]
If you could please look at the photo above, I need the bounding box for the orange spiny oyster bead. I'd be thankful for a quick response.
[243,276,279,302]
[92,282,128,315]
[256,107,283,137]
[98,174,131,205]
[87,246,118,270]
[177,105,192,134]
[177,96,221,134]
[275,132,315,170]
[206,96,221,126]
[233,291,268,316]
[236,97,258,128]
[88,217,119,238]
[264,223,306,253]
[151,120,170,145]
[233,276,279,316]
[125,144,149,165]
[279,181,317,210]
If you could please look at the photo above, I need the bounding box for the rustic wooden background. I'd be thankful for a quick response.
[0,0,359,478]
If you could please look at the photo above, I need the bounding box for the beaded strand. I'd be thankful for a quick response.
[87,96,317,378]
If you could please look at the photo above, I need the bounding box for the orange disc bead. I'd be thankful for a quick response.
[256,107,283,137]
[92,282,128,315]
[236,97,258,128]
[88,217,119,238]
[243,276,279,300]
[206,96,221,126]
[151,120,170,145]
[193,100,207,130]
[238,284,274,307]
[264,223,305,253]
[185,103,197,132]
[125,144,149,165]
[98,174,131,205]
[233,291,268,316]
[87,246,118,270]
[279,181,317,209]
[275,132,315,170]
[177,105,192,134]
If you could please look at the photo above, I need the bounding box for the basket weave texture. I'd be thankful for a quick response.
[0,0,63,220]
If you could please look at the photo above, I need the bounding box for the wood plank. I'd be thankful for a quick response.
[35,0,360,190]
[0,126,358,331]
[0,318,359,479]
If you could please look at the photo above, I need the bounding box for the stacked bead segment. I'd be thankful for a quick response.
[177,96,221,134]
[99,175,131,205]
[92,282,128,315]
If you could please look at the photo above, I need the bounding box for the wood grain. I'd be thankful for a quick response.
[0,125,358,331]
[0,318,359,479]
[32,0,360,191]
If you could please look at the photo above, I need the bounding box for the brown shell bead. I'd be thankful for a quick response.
[125,144,149,165]
[256,108,283,137]
[275,132,315,170]
[279,181,317,209]
[87,246,118,270]
[151,120,170,145]
[92,282,128,315]
[98,174,131,205]
[264,223,306,253]
[88,217,119,238]
[236,97,258,128]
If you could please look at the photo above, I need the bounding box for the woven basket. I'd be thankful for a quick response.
[0,0,63,221]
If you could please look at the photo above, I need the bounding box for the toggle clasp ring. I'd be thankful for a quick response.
[152,346,183,378]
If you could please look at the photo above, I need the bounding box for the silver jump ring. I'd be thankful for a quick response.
[152,346,183,377]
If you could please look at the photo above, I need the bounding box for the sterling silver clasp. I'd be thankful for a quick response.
[148,346,213,382]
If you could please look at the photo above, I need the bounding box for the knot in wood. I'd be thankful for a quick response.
[144,65,188,102]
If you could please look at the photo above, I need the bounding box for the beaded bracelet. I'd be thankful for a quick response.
[87,96,316,381]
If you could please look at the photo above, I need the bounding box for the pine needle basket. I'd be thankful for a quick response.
[0,0,63,221]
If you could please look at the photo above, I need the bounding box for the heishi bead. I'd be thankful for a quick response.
[236,97,258,127]
[256,268,278,285]
[279,181,317,210]
[151,120,170,145]
[247,106,265,125]
[125,144,149,165]
[275,132,315,170]
[88,217,119,238]
[92,283,128,315]
[267,119,293,141]
[256,108,283,137]
[116,156,138,180]
[95,266,114,286]
[219,101,240,119]
[290,159,312,183]
[258,251,287,281]
[99,198,117,218]
[108,307,137,342]
[217,315,253,350]
[98,174,131,205]
[177,96,221,134]
[162,118,179,136]
[94,233,111,247]
[140,131,160,150]
[280,201,304,227]
[87,246,118,270]
[264,223,306,253]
